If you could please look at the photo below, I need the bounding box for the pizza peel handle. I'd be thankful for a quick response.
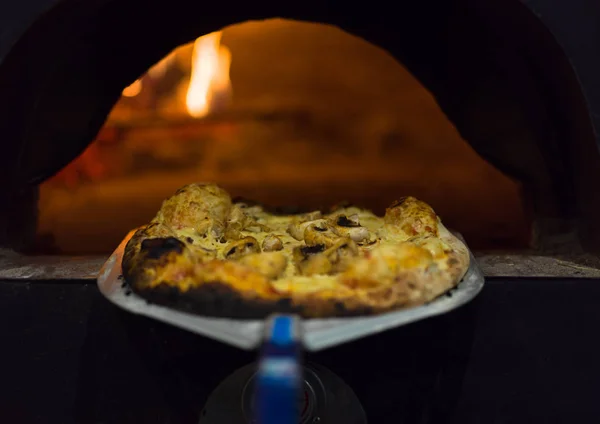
[254,315,303,424]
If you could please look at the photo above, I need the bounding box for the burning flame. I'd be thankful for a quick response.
[120,32,232,117]
[185,32,232,118]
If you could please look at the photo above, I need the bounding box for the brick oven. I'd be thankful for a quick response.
[1,0,600,423]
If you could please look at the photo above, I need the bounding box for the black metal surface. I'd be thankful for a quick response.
[0,277,599,423]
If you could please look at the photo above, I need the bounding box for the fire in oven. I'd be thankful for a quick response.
[1,0,600,423]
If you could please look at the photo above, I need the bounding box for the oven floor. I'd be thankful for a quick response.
[0,278,599,424]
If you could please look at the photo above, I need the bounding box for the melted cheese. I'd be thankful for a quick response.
[147,183,460,296]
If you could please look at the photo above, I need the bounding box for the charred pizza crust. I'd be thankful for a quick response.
[122,183,470,319]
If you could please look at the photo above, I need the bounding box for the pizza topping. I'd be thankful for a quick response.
[287,221,308,241]
[293,244,329,275]
[224,227,242,241]
[328,216,371,243]
[262,234,284,252]
[224,236,261,259]
[226,204,271,239]
[297,253,333,276]
[325,238,359,259]
[291,239,359,276]
[325,238,359,273]
[341,243,433,290]
[239,252,288,280]
[188,244,218,261]
[140,237,185,259]
[303,223,339,247]
[287,219,327,241]
[224,205,258,240]
[224,205,247,239]
[336,214,360,227]
[154,183,233,237]
[298,244,326,256]
[409,234,449,259]
[384,196,438,237]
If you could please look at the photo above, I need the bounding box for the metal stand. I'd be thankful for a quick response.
[199,315,367,424]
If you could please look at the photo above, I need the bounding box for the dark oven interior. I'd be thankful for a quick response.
[1,0,600,423]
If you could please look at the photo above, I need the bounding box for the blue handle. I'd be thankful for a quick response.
[254,315,302,424]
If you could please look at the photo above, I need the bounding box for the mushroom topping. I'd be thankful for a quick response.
[303,223,339,247]
[239,252,288,279]
[287,218,327,241]
[337,214,360,227]
[225,204,271,240]
[262,234,284,251]
[292,237,360,276]
[328,214,371,243]
[224,236,261,259]
[292,244,326,262]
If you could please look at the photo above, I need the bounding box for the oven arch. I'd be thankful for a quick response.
[0,0,599,251]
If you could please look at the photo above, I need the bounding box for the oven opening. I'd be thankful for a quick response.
[34,19,529,256]
[3,3,600,422]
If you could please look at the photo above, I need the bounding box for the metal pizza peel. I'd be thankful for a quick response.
[97,231,485,351]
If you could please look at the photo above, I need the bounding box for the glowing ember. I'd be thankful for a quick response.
[186,32,232,118]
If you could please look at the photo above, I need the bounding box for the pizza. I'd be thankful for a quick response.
[122,183,470,319]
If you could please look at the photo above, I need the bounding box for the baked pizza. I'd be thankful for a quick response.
[122,183,470,318]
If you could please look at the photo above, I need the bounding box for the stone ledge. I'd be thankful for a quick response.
[1,250,599,280]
